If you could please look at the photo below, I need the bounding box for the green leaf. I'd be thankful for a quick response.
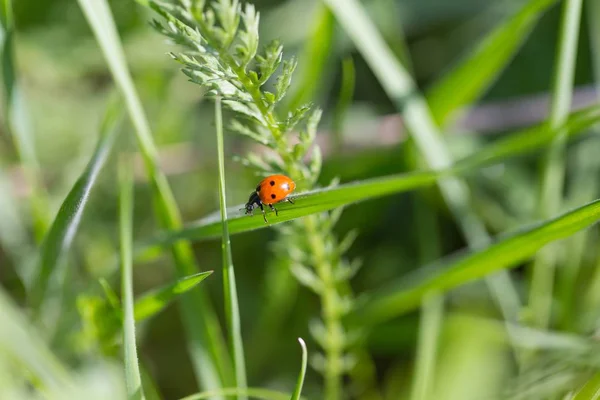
[29,98,122,312]
[426,0,559,126]
[119,157,145,400]
[572,371,600,400]
[290,338,308,400]
[357,198,600,325]
[140,104,600,248]
[134,272,213,321]
[179,388,298,400]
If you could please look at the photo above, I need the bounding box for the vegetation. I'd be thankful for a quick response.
[2,0,600,399]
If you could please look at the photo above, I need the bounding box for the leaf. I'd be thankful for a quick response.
[572,371,600,400]
[426,0,559,126]
[139,104,600,248]
[290,338,308,400]
[134,272,213,321]
[28,98,122,312]
[118,157,145,400]
[357,198,600,325]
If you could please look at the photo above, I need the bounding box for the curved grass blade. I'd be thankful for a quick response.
[119,157,145,400]
[215,97,247,399]
[426,0,559,126]
[179,388,301,400]
[143,103,600,247]
[0,287,74,392]
[357,198,600,325]
[290,338,308,400]
[134,272,213,322]
[77,0,231,389]
[29,98,122,312]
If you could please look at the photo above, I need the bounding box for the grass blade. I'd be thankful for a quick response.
[529,0,583,330]
[0,0,51,242]
[29,98,122,312]
[0,287,73,392]
[134,272,213,322]
[144,104,600,246]
[77,0,230,390]
[215,97,247,399]
[331,57,355,151]
[323,0,521,323]
[179,388,298,400]
[572,371,600,400]
[426,0,558,126]
[358,198,600,325]
[290,338,308,400]
[119,156,145,400]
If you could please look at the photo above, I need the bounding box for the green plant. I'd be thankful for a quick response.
[150,0,370,397]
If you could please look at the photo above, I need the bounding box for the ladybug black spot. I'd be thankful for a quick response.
[270,180,275,186]
[271,194,276,199]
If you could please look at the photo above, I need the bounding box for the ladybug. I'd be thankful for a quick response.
[245,174,296,223]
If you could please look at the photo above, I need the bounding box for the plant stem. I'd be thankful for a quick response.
[304,215,343,400]
[215,97,247,400]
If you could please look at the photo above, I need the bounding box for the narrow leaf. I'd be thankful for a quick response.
[119,157,145,400]
[134,272,213,322]
[290,338,308,400]
[426,0,558,126]
[29,98,122,312]
[358,198,600,325]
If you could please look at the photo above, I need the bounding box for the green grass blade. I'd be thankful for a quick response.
[143,104,600,246]
[0,0,51,242]
[323,0,521,323]
[290,338,308,400]
[357,198,600,325]
[331,57,355,151]
[0,287,73,392]
[134,272,213,322]
[215,97,247,399]
[179,388,299,400]
[29,98,122,312]
[119,156,145,400]
[285,3,334,112]
[529,0,583,330]
[426,0,558,126]
[572,371,600,400]
[77,0,230,390]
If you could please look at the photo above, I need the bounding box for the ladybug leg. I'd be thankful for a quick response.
[287,197,295,205]
[269,204,278,216]
[259,203,268,223]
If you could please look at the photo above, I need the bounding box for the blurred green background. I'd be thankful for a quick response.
[2,0,600,399]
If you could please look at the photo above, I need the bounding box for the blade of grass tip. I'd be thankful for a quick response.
[215,96,247,399]
[426,0,558,127]
[119,156,145,400]
[356,198,600,325]
[529,0,583,330]
[28,96,122,314]
[0,287,73,392]
[290,338,308,400]
[134,271,213,322]
[323,0,521,324]
[77,0,231,390]
[331,57,355,152]
[0,0,51,243]
[143,102,600,246]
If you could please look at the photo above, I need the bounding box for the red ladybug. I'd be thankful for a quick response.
[245,174,296,223]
